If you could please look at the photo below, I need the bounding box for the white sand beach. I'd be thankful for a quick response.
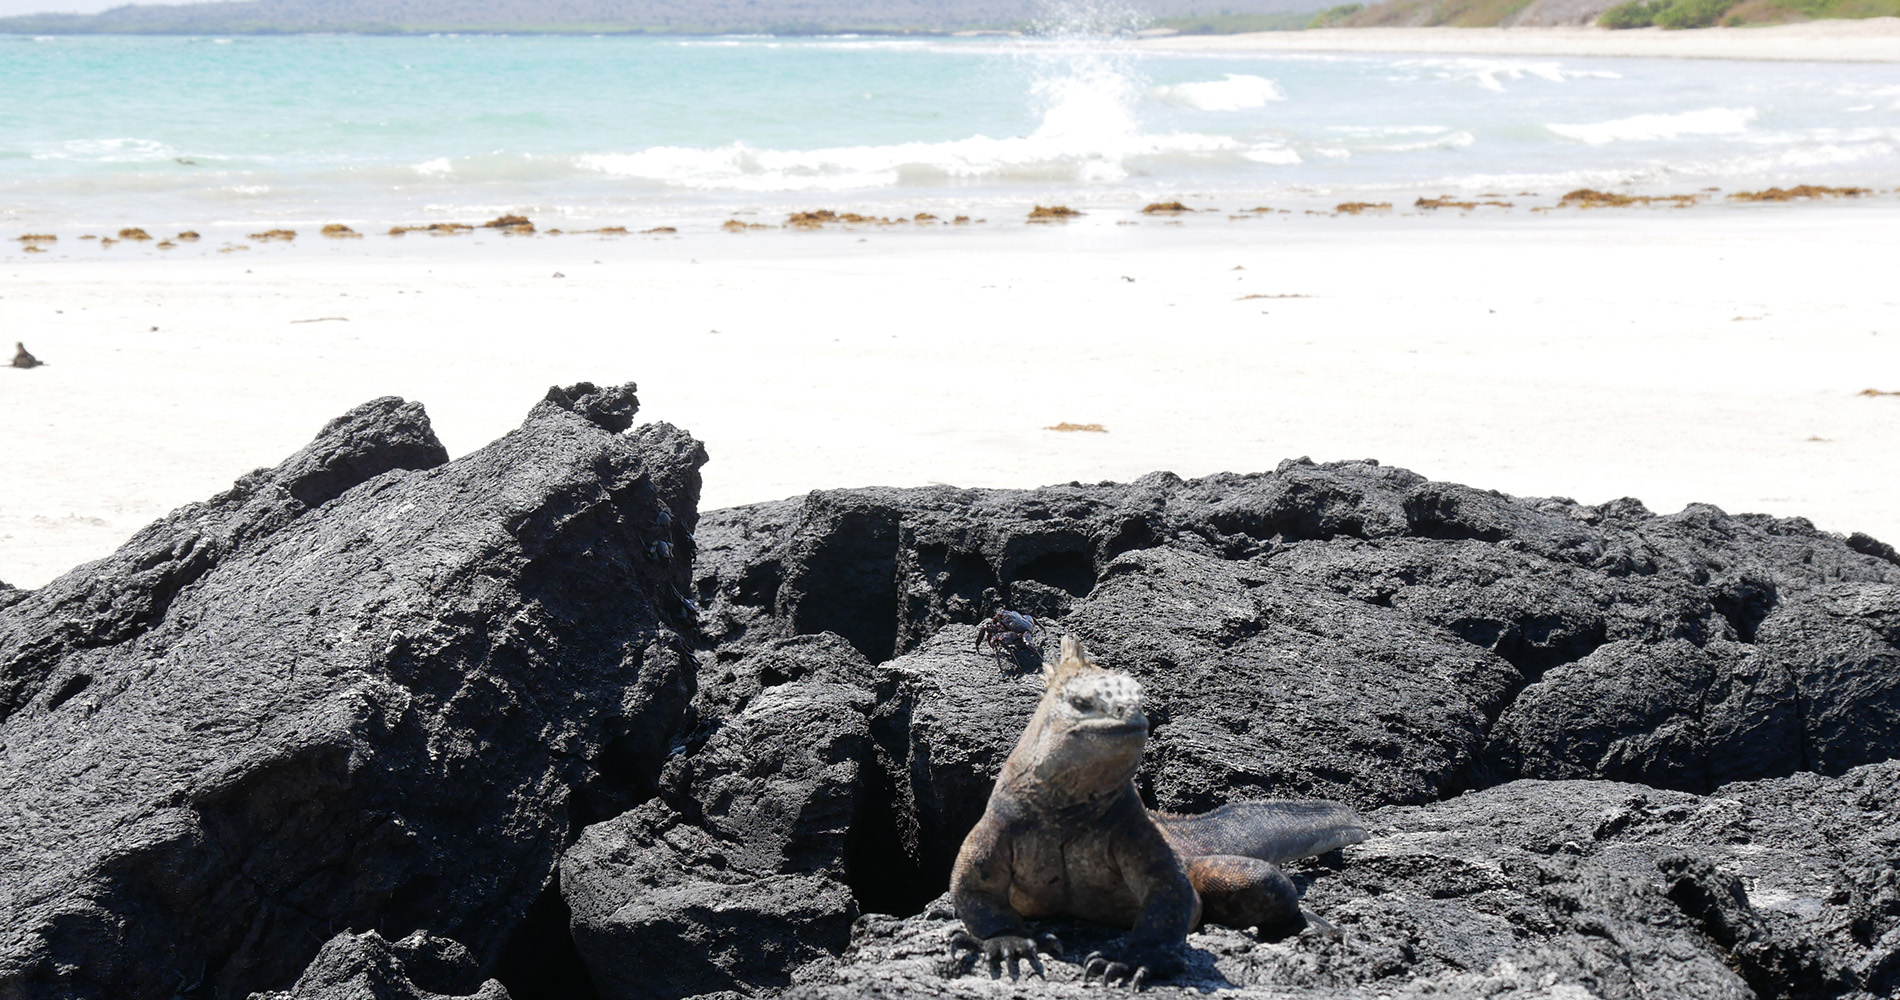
[1141,19,1900,62]
[4,199,1897,589]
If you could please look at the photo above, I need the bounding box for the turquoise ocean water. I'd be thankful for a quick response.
[4,31,1900,229]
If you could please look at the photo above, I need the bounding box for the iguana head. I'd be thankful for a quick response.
[1000,635,1149,803]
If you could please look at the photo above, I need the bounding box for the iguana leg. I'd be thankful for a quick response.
[1082,813,1200,988]
[949,814,1061,980]
[1184,854,1306,939]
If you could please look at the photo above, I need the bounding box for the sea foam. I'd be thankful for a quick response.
[1548,107,1758,145]
[1153,75,1286,112]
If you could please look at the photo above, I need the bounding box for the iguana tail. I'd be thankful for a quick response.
[1155,800,1368,865]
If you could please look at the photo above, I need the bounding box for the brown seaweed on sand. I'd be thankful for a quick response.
[1141,201,1192,214]
[1860,388,1899,397]
[17,234,56,243]
[250,229,297,241]
[786,209,839,229]
[1027,205,1083,221]
[1045,422,1106,432]
[321,224,362,238]
[1729,185,1869,202]
[1335,202,1391,215]
[641,226,677,234]
[388,223,473,236]
[481,215,536,234]
[176,231,200,241]
[1415,196,1514,210]
[118,228,153,241]
[722,219,770,231]
[1558,189,1697,208]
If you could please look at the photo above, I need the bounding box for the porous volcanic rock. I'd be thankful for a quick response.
[0,383,705,1000]
[786,761,1900,1000]
[248,930,510,1000]
[562,680,874,1000]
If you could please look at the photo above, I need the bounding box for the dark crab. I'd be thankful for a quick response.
[976,609,1042,674]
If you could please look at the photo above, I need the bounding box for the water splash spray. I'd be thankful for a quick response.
[1016,1,1152,182]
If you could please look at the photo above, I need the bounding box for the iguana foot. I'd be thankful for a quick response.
[1081,944,1184,990]
[949,929,1063,980]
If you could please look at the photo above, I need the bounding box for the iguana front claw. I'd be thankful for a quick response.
[949,929,1063,980]
[1082,945,1182,990]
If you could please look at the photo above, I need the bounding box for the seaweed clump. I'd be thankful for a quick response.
[1028,205,1083,222]
[388,223,473,236]
[1045,422,1107,432]
[250,229,297,241]
[1559,189,1697,208]
[321,224,362,239]
[722,219,770,231]
[176,231,201,241]
[481,215,535,234]
[1335,202,1392,215]
[118,228,153,241]
[1141,202,1193,214]
[1729,185,1869,202]
[1416,196,1513,210]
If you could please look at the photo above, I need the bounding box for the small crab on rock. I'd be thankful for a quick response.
[976,609,1042,674]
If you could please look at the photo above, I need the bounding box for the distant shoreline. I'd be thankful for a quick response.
[1139,19,1900,62]
[4,17,1900,55]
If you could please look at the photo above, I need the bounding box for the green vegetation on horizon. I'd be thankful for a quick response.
[1339,0,1899,25]
[1599,0,1900,26]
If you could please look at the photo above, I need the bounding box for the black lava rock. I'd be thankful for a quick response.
[247,930,509,1000]
[562,680,875,1000]
[0,383,705,1000]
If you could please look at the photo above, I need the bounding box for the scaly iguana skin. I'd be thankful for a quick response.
[949,636,1367,987]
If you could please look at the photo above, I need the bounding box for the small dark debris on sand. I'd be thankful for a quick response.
[1237,293,1310,300]
[12,342,44,368]
[641,226,677,234]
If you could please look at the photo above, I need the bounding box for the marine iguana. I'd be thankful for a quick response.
[950,636,1367,988]
[12,342,43,369]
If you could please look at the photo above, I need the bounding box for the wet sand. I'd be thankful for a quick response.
[3,199,1899,588]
